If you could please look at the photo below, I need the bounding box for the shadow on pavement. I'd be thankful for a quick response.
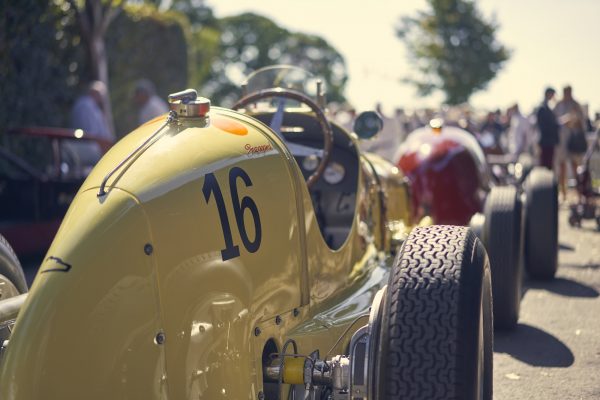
[559,242,575,251]
[561,262,600,271]
[494,323,574,367]
[527,277,599,298]
[581,227,600,233]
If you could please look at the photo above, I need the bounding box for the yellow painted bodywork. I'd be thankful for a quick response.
[1,189,167,398]
[0,107,415,399]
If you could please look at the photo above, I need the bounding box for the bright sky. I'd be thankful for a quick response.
[208,0,600,116]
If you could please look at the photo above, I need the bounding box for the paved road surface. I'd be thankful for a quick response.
[494,205,600,399]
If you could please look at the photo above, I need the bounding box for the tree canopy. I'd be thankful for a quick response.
[1,0,86,129]
[198,13,348,106]
[397,0,510,105]
[2,3,348,134]
[1,1,188,135]
[106,3,189,134]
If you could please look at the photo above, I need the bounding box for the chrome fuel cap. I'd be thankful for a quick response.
[168,89,210,118]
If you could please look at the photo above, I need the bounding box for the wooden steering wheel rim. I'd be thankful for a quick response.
[233,87,334,189]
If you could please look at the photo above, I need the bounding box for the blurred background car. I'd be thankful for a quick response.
[394,119,559,330]
[0,127,112,259]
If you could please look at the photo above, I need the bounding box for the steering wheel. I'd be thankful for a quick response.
[232,87,333,189]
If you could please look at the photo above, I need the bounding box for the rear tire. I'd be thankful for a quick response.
[376,225,493,400]
[0,234,27,343]
[483,186,523,330]
[524,168,559,280]
[0,234,28,295]
[468,212,485,241]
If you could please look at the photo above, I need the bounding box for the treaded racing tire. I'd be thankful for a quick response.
[0,234,28,295]
[376,225,493,400]
[0,234,27,343]
[524,168,558,280]
[483,186,523,330]
[468,212,485,241]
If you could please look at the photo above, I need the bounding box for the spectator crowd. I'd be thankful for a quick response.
[334,84,599,201]
[69,77,598,203]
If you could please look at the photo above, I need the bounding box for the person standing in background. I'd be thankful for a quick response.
[479,111,505,153]
[554,85,587,200]
[535,87,560,170]
[134,79,169,125]
[507,103,532,157]
[70,81,113,141]
[394,107,410,143]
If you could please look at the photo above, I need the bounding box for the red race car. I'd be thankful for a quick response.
[395,119,558,330]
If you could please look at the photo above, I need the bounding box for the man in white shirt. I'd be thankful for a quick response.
[70,81,113,140]
[506,103,532,157]
[134,79,169,125]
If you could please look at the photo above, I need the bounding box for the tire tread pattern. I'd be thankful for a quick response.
[524,168,558,280]
[0,234,28,293]
[381,225,483,399]
[484,186,522,329]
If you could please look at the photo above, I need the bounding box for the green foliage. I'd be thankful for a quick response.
[199,13,348,106]
[397,0,510,104]
[1,3,347,135]
[167,0,216,29]
[152,0,219,108]
[0,1,187,136]
[105,3,188,135]
[188,26,221,90]
[0,0,88,130]
[142,0,215,28]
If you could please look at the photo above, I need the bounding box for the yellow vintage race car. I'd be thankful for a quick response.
[0,66,493,400]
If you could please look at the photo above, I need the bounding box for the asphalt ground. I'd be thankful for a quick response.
[493,202,600,400]
[19,196,600,399]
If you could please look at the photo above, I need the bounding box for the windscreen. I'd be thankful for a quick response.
[243,65,325,107]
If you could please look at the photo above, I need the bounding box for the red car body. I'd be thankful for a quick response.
[395,124,491,225]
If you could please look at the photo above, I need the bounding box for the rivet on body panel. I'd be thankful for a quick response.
[275,315,282,325]
[293,308,300,317]
[155,332,165,345]
[254,327,261,337]
[144,243,153,255]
